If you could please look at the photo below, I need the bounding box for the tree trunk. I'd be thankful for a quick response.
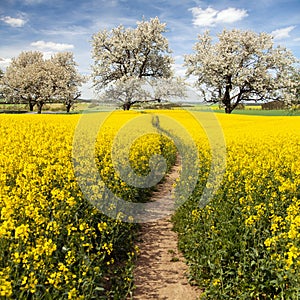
[29,102,35,112]
[223,82,233,114]
[223,95,232,114]
[66,103,72,113]
[37,102,43,114]
[123,102,132,110]
[66,98,74,113]
[223,76,233,114]
[225,106,232,114]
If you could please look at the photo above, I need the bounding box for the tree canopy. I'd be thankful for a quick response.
[185,29,298,113]
[0,69,4,99]
[2,51,85,113]
[99,77,186,110]
[92,17,185,110]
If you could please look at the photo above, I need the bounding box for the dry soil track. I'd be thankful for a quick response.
[131,157,201,300]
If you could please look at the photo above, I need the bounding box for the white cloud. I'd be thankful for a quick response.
[216,7,248,23]
[190,6,248,27]
[23,0,47,4]
[0,57,12,69]
[190,7,217,27]
[271,26,296,40]
[1,16,27,27]
[31,40,74,51]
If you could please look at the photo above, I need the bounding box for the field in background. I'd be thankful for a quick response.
[2,100,300,116]
[189,104,300,116]
[0,100,121,113]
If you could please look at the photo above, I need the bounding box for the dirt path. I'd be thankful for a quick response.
[131,158,201,300]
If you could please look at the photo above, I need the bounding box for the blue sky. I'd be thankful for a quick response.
[1,0,300,99]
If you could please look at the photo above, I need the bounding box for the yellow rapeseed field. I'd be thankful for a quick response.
[1,110,300,299]
[0,111,176,299]
[173,112,300,299]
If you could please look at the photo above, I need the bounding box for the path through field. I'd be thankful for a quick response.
[132,157,201,300]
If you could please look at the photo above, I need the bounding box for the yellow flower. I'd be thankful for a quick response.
[212,278,221,286]
[14,224,29,240]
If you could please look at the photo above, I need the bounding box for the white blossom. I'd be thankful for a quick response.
[91,17,182,110]
[2,51,85,113]
[185,29,298,113]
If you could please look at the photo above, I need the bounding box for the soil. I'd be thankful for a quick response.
[131,157,202,300]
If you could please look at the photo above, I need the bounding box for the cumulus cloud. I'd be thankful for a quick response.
[190,6,248,27]
[271,26,296,40]
[31,40,74,51]
[1,16,27,27]
[0,57,12,68]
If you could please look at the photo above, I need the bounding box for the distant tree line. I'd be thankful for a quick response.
[261,101,286,110]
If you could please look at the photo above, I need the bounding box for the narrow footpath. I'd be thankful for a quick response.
[132,157,201,300]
